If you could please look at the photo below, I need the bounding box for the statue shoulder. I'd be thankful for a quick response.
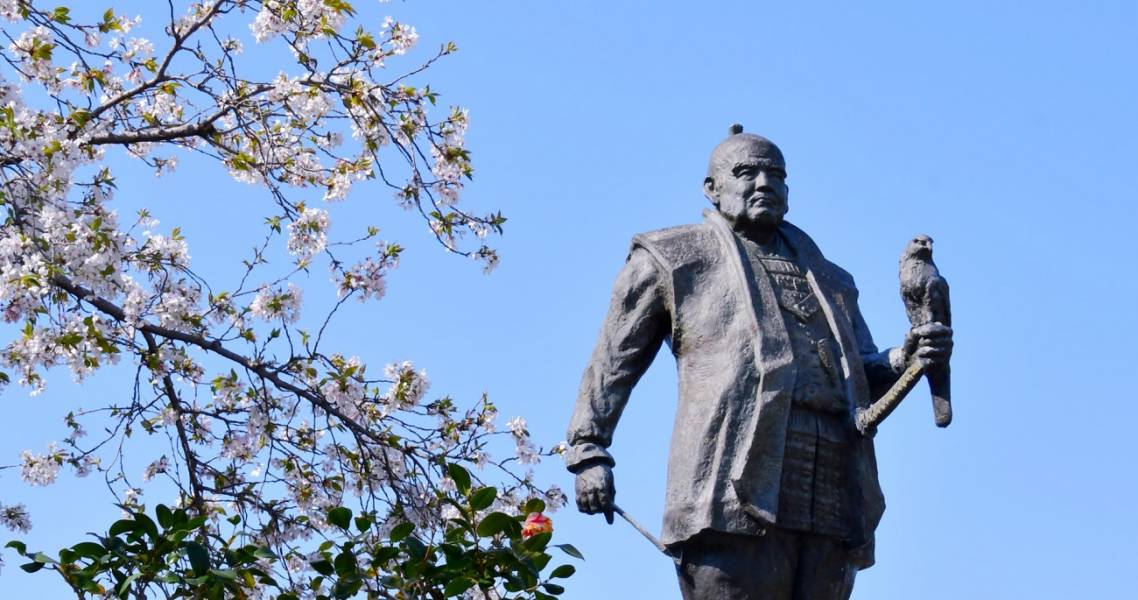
[630,223,717,271]
[818,260,858,294]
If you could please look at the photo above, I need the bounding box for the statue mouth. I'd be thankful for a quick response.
[750,196,779,208]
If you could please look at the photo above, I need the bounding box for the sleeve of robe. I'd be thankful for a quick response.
[564,247,671,474]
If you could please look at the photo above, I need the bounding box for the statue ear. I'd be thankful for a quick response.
[703,176,718,206]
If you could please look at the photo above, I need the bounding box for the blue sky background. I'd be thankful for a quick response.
[3,1,1137,598]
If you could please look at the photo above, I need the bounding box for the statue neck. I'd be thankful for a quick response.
[735,222,780,247]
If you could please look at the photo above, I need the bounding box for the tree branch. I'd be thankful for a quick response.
[140,328,207,513]
[49,274,388,446]
[88,118,218,145]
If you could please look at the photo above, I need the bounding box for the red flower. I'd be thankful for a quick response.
[521,512,553,538]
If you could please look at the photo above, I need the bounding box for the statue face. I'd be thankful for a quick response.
[704,141,789,233]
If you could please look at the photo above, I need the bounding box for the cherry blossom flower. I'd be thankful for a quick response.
[287,207,330,257]
[250,283,303,323]
[20,444,62,486]
[0,503,32,533]
[142,456,170,482]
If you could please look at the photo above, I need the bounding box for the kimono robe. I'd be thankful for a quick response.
[566,210,901,569]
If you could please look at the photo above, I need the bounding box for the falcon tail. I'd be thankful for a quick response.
[927,365,951,427]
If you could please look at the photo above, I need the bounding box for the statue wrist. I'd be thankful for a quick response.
[565,441,615,473]
[887,346,908,374]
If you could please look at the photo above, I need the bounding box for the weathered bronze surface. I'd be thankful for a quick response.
[566,126,953,599]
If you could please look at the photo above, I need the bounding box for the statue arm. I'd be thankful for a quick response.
[565,247,671,473]
[845,290,907,400]
[863,346,906,400]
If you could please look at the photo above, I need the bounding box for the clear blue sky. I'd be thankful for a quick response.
[3,1,1137,598]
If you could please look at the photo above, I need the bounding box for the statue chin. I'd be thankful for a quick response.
[730,212,783,238]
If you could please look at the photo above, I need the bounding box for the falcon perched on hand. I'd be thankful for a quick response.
[899,234,952,427]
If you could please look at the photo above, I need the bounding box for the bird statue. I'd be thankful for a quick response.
[899,234,952,427]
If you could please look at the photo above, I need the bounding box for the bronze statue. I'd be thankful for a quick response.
[566,126,953,600]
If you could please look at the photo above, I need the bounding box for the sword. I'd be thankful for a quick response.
[612,504,679,562]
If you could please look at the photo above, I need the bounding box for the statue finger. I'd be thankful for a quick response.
[577,490,594,513]
[917,323,952,338]
[588,490,605,515]
[919,338,952,355]
[918,334,952,349]
[915,346,947,360]
[598,487,613,512]
[581,490,596,514]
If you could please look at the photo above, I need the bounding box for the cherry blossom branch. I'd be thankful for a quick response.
[48,273,388,447]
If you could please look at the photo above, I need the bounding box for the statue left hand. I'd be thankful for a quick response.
[900,322,953,369]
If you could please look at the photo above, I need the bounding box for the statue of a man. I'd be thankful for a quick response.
[565,126,952,599]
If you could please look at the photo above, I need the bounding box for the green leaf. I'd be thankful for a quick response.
[443,577,475,596]
[183,541,210,575]
[553,544,584,560]
[108,518,137,538]
[550,564,576,578]
[310,559,334,577]
[32,552,56,565]
[542,582,566,595]
[133,512,160,540]
[184,515,209,531]
[389,521,415,543]
[69,109,91,128]
[210,568,238,581]
[326,506,352,530]
[404,536,428,560]
[468,486,497,511]
[371,546,400,564]
[523,498,546,515]
[522,531,552,551]
[333,550,357,577]
[19,561,44,573]
[533,552,552,572]
[475,512,518,538]
[253,547,277,560]
[117,573,142,596]
[447,463,472,495]
[5,540,27,554]
[70,541,106,560]
[155,504,173,529]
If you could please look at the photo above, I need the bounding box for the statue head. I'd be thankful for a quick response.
[903,234,934,261]
[703,124,789,235]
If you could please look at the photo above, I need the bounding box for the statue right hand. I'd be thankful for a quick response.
[575,463,615,524]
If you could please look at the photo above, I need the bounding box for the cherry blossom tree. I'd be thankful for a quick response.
[0,1,572,597]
